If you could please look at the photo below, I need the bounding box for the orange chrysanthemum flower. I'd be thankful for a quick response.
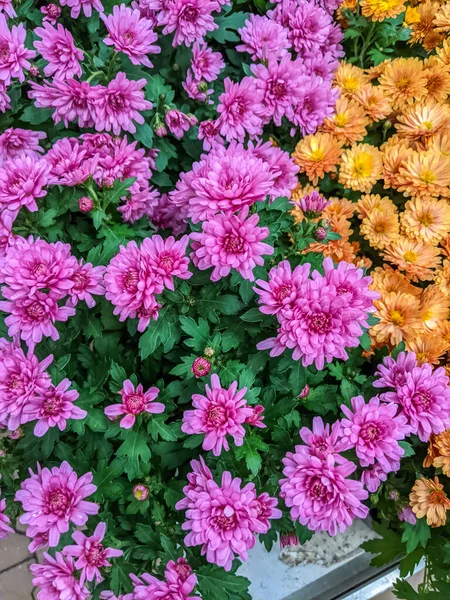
[405,332,450,365]
[397,150,450,200]
[354,256,373,270]
[424,434,439,468]
[305,239,357,263]
[401,198,450,245]
[428,129,450,157]
[320,96,369,145]
[410,476,450,527]
[334,62,369,97]
[353,84,392,122]
[423,57,450,103]
[360,0,406,21]
[360,211,400,249]
[292,133,343,186]
[440,236,450,260]
[434,259,450,295]
[366,59,391,81]
[437,320,450,345]
[420,284,450,331]
[322,197,356,221]
[356,194,398,219]
[408,1,440,46]
[378,58,428,110]
[395,102,450,143]
[372,292,421,345]
[381,140,414,190]
[370,265,422,297]
[434,2,450,33]
[436,38,450,65]
[432,430,450,476]
[339,143,382,192]
[383,237,441,281]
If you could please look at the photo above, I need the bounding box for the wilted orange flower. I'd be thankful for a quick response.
[320,96,369,145]
[334,62,369,97]
[372,292,421,345]
[353,84,392,122]
[406,332,450,365]
[397,150,450,200]
[323,197,356,221]
[401,198,450,245]
[370,265,422,297]
[378,58,428,109]
[408,1,440,46]
[360,212,400,249]
[356,194,398,219]
[423,57,450,103]
[360,0,406,21]
[434,259,450,295]
[434,2,450,33]
[419,285,450,331]
[433,430,450,476]
[381,139,414,189]
[395,102,450,143]
[339,143,382,192]
[383,237,441,281]
[436,38,450,65]
[410,476,450,527]
[292,133,343,186]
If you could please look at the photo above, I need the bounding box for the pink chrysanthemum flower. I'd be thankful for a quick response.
[175,455,213,511]
[177,467,278,570]
[102,4,160,68]
[29,79,102,129]
[24,379,86,438]
[0,0,15,18]
[251,55,304,126]
[237,14,290,61]
[28,531,50,553]
[104,379,164,429]
[0,493,13,539]
[182,69,213,103]
[290,75,338,136]
[294,190,330,219]
[285,2,333,56]
[0,157,50,226]
[0,345,53,431]
[0,128,46,166]
[299,416,347,460]
[30,552,90,600]
[254,260,310,315]
[63,522,123,584]
[165,108,197,139]
[163,0,218,47]
[96,73,152,135]
[250,140,299,200]
[361,463,391,493]
[41,4,62,24]
[59,0,104,19]
[0,81,10,113]
[117,183,159,224]
[217,77,264,142]
[398,506,416,525]
[95,135,153,186]
[191,206,273,282]
[141,234,192,290]
[181,373,252,456]
[340,395,410,470]
[165,558,197,590]
[128,559,200,600]
[280,449,369,535]
[198,119,223,151]
[245,404,265,428]
[381,364,450,442]
[251,492,282,531]
[34,22,83,80]
[373,351,418,389]
[191,41,224,81]
[0,291,75,348]
[68,261,106,308]
[45,137,98,187]
[0,15,35,85]
[0,237,77,300]
[15,462,98,547]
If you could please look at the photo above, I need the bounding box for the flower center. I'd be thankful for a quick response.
[316,440,329,453]
[32,262,47,277]
[374,223,385,233]
[159,254,174,272]
[214,506,236,530]
[47,488,70,515]
[124,393,146,415]
[277,284,293,301]
[8,374,22,391]
[403,250,418,263]
[311,481,327,499]
[73,271,88,291]
[310,148,325,161]
[352,153,373,177]
[86,542,105,566]
[429,490,447,505]
[308,311,332,334]
[109,94,126,110]
[396,77,411,91]
[335,113,348,127]
[223,234,245,254]
[270,80,287,99]
[173,562,192,582]
[182,5,199,21]
[123,32,134,44]
[420,170,435,184]
[360,422,381,442]
[207,405,227,427]
[42,393,63,417]
[419,212,434,227]
[390,310,405,326]
[123,268,139,291]
[26,302,46,320]
[412,390,433,411]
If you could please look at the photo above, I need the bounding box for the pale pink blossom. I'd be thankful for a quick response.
[30,552,90,600]
[0,15,35,84]
[0,128,46,166]
[34,22,84,80]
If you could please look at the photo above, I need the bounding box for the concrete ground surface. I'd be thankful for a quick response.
[0,532,422,599]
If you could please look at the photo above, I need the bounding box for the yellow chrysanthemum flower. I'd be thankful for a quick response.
[397,150,450,200]
[423,57,450,103]
[356,194,398,219]
[383,236,442,281]
[339,143,383,192]
[334,62,369,97]
[420,284,450,331]
[370,265,422,297]
[395,102,450,143]
[401,198,450,245]
[292,133,343,186]
[360,0,406,21]
[372,291,422,345]
[319,96,369,145]
[353,84,392,122]
[360,211,400,249]
[378,58,428,110]
[404,6,421,26]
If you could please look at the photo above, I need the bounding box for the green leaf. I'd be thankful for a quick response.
[21,106,53,124]
[294,521,314,544]
[361,521,405,567]
[110,559,135,596]
[139,306,180,359]
[235,434,269,476]
[134,123,154,148]
[116,428,151,480]
[183,434,204,448]
[180,316,210,351]
[197,565,251,600]
[399,441,415,457]
[340,378,358,404]
[392,579,421,600]
[289,363,306,396]
[209,12,249,43]
[110,361,127,384]
[198,294,244,323]
[135,523,160,548]
[105,177,136,206]
[302,385,339,415]
[401,520,431,554]
[359,332,371,352]
[240,308,265,322]
[147,416,179,442]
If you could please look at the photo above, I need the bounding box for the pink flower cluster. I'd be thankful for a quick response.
[104,235,191,331]
[374,351,450,442]
[124,558,200,600]
[182,373,264,455]
[105,378,164,429]
[0,236,105,347]
[176,457,281,570]
[0,476,13,539]
[256,258,379,370]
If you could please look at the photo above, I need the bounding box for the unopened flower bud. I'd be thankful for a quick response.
[192,357,211,378]
[389,490,400,501]
[78,196,94,213]
[155,124,168,137]
[318,218,329,229]
[280,533,299,549]
[46,3,61,18]
[298,385,309,399]
[29,66,40,78]
[204,347,215,358]
[197,81,209,93]
[133,484,149,501]
[314,227,327,241]
[8,428,23,440]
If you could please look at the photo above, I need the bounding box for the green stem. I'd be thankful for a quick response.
[106,52,119,82]
[359,20,377,68]
[86,71,104,83]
